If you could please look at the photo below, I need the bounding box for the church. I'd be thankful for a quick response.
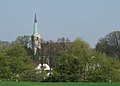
[31,12,41,65]
[31,12,70,77]
[31,12,51,75]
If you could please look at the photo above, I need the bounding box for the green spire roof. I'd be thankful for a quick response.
[33,12,38,34]
[34,13,37,23]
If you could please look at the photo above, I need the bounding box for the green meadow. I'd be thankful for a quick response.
[0,81,120,86]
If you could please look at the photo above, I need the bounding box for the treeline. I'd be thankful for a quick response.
[0,31,120,82]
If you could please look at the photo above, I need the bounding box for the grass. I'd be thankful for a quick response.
[0,81,120,86]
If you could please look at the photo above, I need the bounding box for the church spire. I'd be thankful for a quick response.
[31,11,41,56]
[33,12,38,34]
[35,13,37,23]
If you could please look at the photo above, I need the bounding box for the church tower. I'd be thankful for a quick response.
[31,12,41,62]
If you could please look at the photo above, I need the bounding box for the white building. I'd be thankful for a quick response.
[35,63,52,76]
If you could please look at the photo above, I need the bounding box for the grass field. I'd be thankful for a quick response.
[0,81,120,86]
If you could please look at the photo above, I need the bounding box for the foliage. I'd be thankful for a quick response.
[51,38,120,82]
[96,31,120,59]
[52,38,90,81]
[86,52,120,82]
[14,35,31,48]
[0,43,44,82]
[1,34,120,82]
[40,37,70,69]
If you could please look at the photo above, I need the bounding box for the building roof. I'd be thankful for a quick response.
[35,63,51,71]
[34,13,37,23]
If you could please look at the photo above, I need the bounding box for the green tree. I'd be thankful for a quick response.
[86,52,120,82]
[0,43,36,81]
[52,38,91,82]
[14,35,35,58]
[14,35,31,48]
[5,44,28,57]
[0,53,11,80]
[96,31,120,59]
[51,38,120,82]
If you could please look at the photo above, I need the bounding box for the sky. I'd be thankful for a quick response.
[0,0,120,47]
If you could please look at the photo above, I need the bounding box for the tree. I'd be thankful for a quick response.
[13,35,34,58]
[52,38,91,82]
[50,38,120,82]
[0,53,11,80]
[96,31,120,59]
[0,43,37,81]
[14,35,31,48]
[40,38,70,69]
[86,52,120,82]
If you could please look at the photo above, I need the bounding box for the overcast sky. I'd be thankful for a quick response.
[0,0,120,47]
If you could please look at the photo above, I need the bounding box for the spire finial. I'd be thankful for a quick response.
[35,8,36,13]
